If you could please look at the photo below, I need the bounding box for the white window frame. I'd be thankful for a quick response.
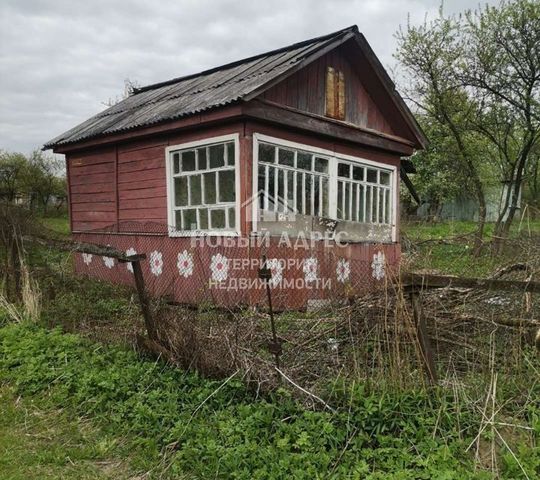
[252,133,398,242]
[165,133,241,237]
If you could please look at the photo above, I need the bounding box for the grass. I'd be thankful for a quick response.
[39,214,70,237]
[1,322,538,479]
[402,219,540,277]
[0,386,135,480]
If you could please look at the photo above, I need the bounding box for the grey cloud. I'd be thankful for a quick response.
[0,0,500,154]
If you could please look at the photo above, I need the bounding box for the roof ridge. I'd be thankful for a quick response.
[133,25,358,94]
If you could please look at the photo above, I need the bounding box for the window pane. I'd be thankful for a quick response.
[278,148,294,167]
[337,182,343,219]
[366,186,373,222]
[175,210,182,230]
[287,170,294,211]
[305,175,312,216]
[259,143,275,164]
[268,166,275,209]
[183,209,197,230]
[199,208,208,230]
[204,172,216,204]
[344,182,351,220]
[297,152,312,170]
[226,142,235,166]
[385,189,390,223]
[209,144,225,168]
[380,171,390,185]
[296,172,304,214]
[321,177,328,217]
[190,175,202,205]
[258,165,266,209]
[338,163,350,178]
[173,153,180,174]
[359,184,365,222]
[228,207,235,229]
[210,209,225,229]
[277,169,285,210]
[353,166,364,181]
[174,177,188,206]
[351,183,357,221]
[198,148,207,170]
[379,188,385,223]
[182,150,196,171]
[314,157,328,173]
[219,170,235,202]
[367,168,377,183]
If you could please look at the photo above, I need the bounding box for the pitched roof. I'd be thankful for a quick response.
[45,26,426,150]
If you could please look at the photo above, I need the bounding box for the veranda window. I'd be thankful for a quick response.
[168,138,237,234]
[255,136,395,241]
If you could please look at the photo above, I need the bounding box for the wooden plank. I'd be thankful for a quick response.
[70,162,115,175]
[119,186,167,200]
[119,196,166,210]
[243,100,415,155]
[118,156,164,173]
[118,146,165,163]
[73,211,116,222]
[118,207,167,220]
[402,273,540,294]
[70,182,115,194]
[117,178,166,191]
[70,172,114,186]
[118,167,165,183]
[325,66,336,118]
[71,202,116,212]
[71,192,115,204]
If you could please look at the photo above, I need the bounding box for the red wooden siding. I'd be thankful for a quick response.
[259,45,395,136]
[68,147,117,231]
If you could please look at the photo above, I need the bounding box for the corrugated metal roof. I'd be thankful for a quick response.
[44,26,358,149]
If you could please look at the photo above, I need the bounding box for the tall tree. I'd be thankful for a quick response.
[0,151,27,202]
[461,0,540,250]
[395,12,489,253]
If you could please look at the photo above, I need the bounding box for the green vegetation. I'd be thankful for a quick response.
[0,386,135,479]
[1,322,538,479]
[40,214,70,236]
[403,219,540,276]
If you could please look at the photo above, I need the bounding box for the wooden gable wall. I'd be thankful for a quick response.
[258,44,397,137]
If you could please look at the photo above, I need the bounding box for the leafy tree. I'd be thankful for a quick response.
[25,150,65,213]
[396,0,540,253]
[0,151,27,202]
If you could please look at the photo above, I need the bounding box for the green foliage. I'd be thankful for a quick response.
[3,323,532,479]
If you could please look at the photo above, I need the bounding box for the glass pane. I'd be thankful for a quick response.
[344,183,350,220]
[278,148,294,167]
[219,170,235,203]
[296,172,304,214]
[314,157,328,173]
[268,166,275,210]
[353,166,364,181]
[287,169,294,211]
[173,153,180,174]
[321,177,328,217]
[351,183,357,221]
[175,210,182,230]
[204,172,216,204]
[258,165,266,210]
[338,163,350,178]
[337,182,343,219]
[209,144,225,168]
[198,148,207,170]
[359,185,365,222]
[366,186,373,222]
[228,207,235,229]
[190,175,202,206]
[380,171,390,185]
[174,177,188,206]
[259,143,275,164]
[183,209,197,230]
[305,175,312,216]
[277,169,284,210]
[210,209,225,229]
[379,188,385,223]
[182,150,196,171]
[385,189,391,223]
[199,208,208,230]
[297,152,312,170]
[313,175,320,216]
[367,169,378,183]
[226,142,235,166]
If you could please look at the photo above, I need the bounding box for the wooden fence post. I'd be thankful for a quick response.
[409,290,438,385]
[126,254,158,341]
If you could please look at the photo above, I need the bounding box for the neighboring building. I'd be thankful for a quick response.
[45,26,426,308]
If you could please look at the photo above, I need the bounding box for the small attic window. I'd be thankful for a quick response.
[325,66,345,120]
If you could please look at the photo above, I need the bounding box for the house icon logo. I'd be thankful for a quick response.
[241,189,298,226]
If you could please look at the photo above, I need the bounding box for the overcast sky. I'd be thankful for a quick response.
[0,0,500,155]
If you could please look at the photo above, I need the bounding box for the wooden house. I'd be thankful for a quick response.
[45,26,426,309]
